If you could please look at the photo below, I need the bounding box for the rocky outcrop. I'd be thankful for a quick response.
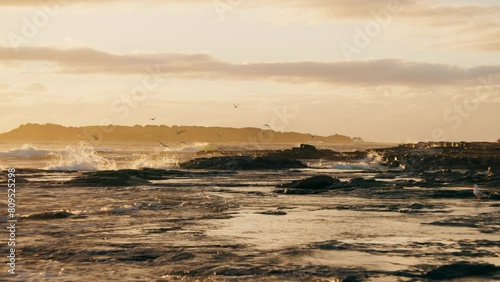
[66,168,223,186]
[179,156,307,170]
[421,262,499,280]
[375,142,500,171]
[279,175,342,189]
[264,144,366,161]
[275,175,393,194]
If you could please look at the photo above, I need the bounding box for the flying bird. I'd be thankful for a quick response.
[264,124,271,129]
[216,132,224,138]
[233,103,240,108]
[150,117,156,121]
[158,141,169,148]
[176,130,187,135]
[309,134,315,139]
[473,184,486,200]
[92,135,99,140]
[180,141,188,145]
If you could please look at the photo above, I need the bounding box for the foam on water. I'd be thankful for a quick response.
[366,150,384,163]
[45,144,117,171]
[130,154,179,169]
[0,144,52,158]
[158,142,213,153]
[332,162,384,171]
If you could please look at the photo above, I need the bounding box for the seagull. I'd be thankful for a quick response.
[233,103,240,108]
[92,135,99,140]
[176,130,187,135]
[216,132,224,138]
[179,141,188,145]
[309,134,315,138]
[150,117,156,121]
[473,184,486,200]
[158,141,169,148]
[264,124,271,129]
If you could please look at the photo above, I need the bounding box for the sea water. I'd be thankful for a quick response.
[0,142,498,281]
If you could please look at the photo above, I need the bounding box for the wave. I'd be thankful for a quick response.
[325,150,391,171]
[44,144,179,171]
[332,162,384,171]
[130,154,178,169]
[366,150,384,163]
[45,144,117,171]
[94,147,122,153]
[159,142,213,153]
[0,144,52,158]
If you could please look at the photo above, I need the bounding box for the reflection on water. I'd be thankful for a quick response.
[2,166,498,281]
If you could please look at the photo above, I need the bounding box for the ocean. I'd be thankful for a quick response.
[0,142,498,281]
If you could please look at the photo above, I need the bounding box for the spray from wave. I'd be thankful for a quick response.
[45,144,116,171]
[0,144,52,158]
[158,142,213,153]
[130,154,179,169]
[329,150,388,171]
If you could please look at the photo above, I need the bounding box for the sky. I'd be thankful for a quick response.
[0,0,499,142]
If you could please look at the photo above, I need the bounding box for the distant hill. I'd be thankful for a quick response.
[0,123,362,144]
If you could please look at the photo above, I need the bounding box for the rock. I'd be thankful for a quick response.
[409,203,425,209]
[179,156,306,170]
[376,142,500,172]
[264,144,367,161]
[279,175,341,189]
[66,168,188,187]
[421,262,499,280]
[25,210,73,220]
[257,210,287,215]
[274,188,326,195]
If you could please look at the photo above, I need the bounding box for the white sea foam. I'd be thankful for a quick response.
[130,154,178,169]
[0,144,52,158]
[45,144,116,171]
[332,162,383,171]
[329,150,388,171]
[168,142,213,153]
[94,147,122,153]
[366,150,384,163]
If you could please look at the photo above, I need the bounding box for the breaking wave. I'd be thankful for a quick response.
[0,144,52,158]
[330,151,388,171]
[129,154,178,169]
[45,144,117,171]
[158,142,213,153]
[332,162,384,171]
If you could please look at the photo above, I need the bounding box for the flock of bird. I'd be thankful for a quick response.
[149,103,318,148]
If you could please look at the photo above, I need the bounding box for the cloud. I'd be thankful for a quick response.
[25,82,46,92]
[2,0,497,52]
[1,46,499,87]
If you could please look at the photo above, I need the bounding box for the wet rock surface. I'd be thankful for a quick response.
[278,175,341,189]
[375,141,500,171]
[264,143,367,161]
[66,168,235,187]
[421,261,499,280]
[24,210,74,220]
[179,156,307,170]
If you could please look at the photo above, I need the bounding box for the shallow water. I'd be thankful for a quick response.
[0,168,496,281]
[0,143,499,281]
